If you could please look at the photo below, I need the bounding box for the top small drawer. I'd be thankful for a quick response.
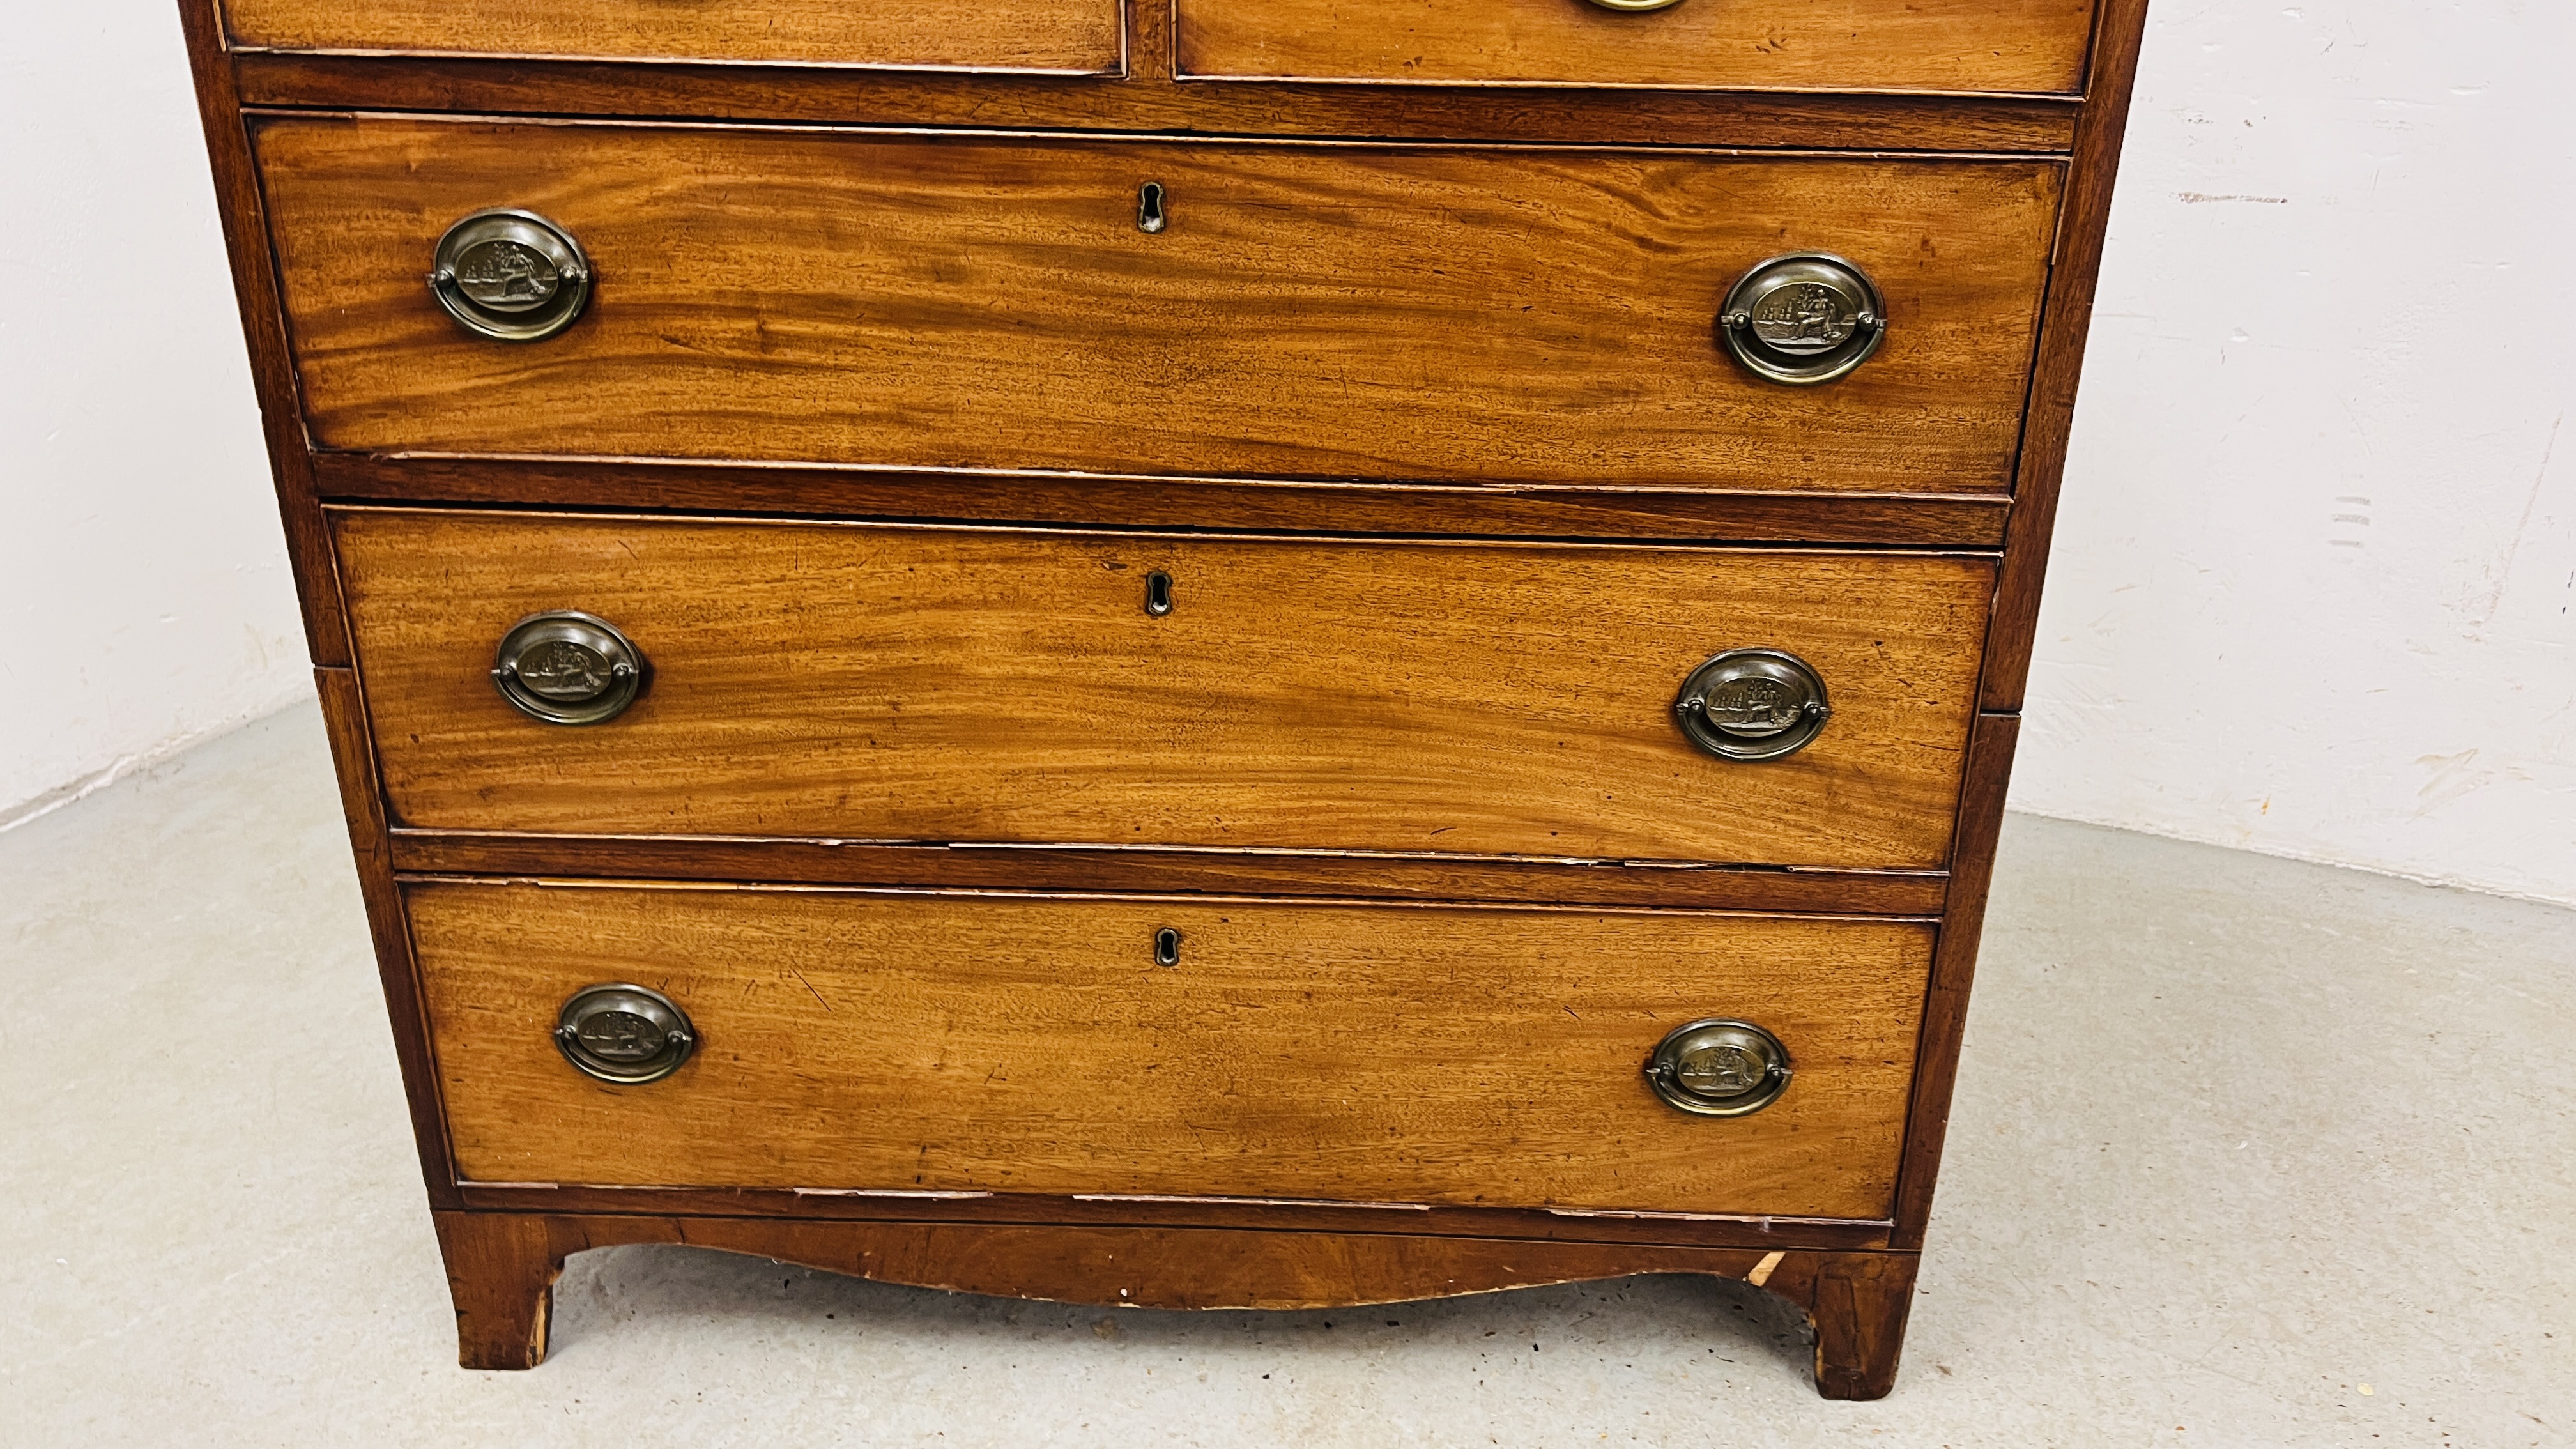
[222,0,1123,75]
[1177,0,2096,95]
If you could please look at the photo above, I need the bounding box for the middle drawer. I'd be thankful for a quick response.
[337,509,1992,870]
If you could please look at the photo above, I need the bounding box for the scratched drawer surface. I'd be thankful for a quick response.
[414,881,1931,1220]
[257,117,2061,496]
[222,0,1122,74]
[335,509,1993,870]
[1176,0,2096,95]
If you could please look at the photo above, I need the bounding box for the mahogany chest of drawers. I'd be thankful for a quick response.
[182,0,2145,1399]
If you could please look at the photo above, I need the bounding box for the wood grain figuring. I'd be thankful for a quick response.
[1809,1250,1918,1400]
[1178,0,2095,96]
[257,118,2062,494]
[410,882,1930,1218]
[390,831,1951,915]
[309,453,2018,549]
[222,0,1122,75]
[434,1208,1916,1392]
[433,1211,559,1369]
[450,1179,1897,1250]
[233,58,2087,154]
[334,510,1993,869]
[429,1209,1912,1379]
[459,1209,1850,1313]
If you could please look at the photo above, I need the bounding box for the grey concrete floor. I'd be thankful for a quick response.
[1,700,2568,1446]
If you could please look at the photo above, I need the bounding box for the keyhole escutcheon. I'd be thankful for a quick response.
[1137,181,1168,234]
[1144,570,1174,616]
[1154,927,1183,967]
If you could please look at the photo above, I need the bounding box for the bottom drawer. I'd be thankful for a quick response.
[410,881,1930,1221]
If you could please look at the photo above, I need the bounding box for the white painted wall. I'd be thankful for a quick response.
[2,2,2570,905]
[0,1,310,831]
[2014,1,2576,906]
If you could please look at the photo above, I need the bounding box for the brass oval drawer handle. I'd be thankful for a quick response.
[554,983,698,1084]
[491,610,647,726]
[1644,1019,1791,1117]
[1585,0,1687,12]
[1717,252,1887,386]
[428,208,593,342]
[1673,647,1830,762]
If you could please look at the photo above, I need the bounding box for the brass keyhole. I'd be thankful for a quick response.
[1153,927,1183,967]
[1144,570,1174,616]
[1137,181,1168,234]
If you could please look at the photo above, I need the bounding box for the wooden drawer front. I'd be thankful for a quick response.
[259,118,2061,496]
[222,0,1121,74]
[414,882,1930,1219]
[1176,0,2094,95]
[338,510,1993,870]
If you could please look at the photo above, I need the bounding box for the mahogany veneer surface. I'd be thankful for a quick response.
[229,52,2087,153]
[411,880,1931,1219]
[1177,0,2097,96]
[179,0,2153,1397]
[224,0,1124,73]
[257,117,2063,495]
[334,509,1994,868]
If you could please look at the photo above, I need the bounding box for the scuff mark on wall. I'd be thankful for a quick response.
[2466,410,2563,630]
[2412,750,2491,816]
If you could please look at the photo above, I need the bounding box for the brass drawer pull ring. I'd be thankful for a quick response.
[1717,252,1887,386]
[1673,647,1830,762]
[491,610,647,726]
[428,208,594,342]
[555,983,698,1084]
[1645,1019,1791,1117]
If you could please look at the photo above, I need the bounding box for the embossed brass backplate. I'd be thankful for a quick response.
[554,982,698,1084]
[429,208,592,342]
[1673,647,1832,762]
[1644,1018,1792,1117]
[1718,252,1887,386]
[490,610,645,725]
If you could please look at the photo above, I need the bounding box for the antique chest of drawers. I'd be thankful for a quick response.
[182,0,2145,1399]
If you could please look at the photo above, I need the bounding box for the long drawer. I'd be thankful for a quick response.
[412,881,1931,1220]
[1177,0,2096,95]
[223,0,1123,73]
[257,118,2062,496]
[336,509,1993,870]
